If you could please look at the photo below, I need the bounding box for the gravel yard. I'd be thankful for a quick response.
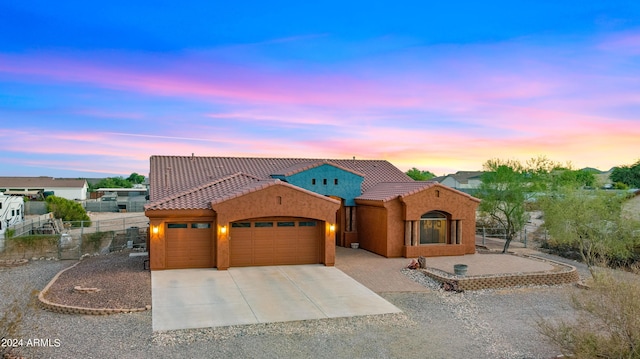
[0,253,585,359]
[43,251,150,309]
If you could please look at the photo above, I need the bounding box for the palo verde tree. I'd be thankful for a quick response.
[476,159,530,253]
[476,157,561,253]
[539,188,640,274]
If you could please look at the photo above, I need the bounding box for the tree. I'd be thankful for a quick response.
[126,172,145,185]
[539,188,640,273]
[476,159,531,253]
[611,159,640,188]
[405,167,435,181]
[45,196,91,226]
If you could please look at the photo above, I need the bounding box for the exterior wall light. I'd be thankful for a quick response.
[220,225,227,234]
[152,226,159,234]
[329,224,335,232]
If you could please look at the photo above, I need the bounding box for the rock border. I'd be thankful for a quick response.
[420,254,580,291]
[0,258,29,267]
[38,261,151,315]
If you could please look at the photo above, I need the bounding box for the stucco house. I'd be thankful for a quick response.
[433,171,484,191]
[145,155,480,270]
[0,177,88,201]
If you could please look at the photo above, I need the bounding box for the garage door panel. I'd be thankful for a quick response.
[230,227,252,266]
[230,219,322,267]
[166,224,214,269]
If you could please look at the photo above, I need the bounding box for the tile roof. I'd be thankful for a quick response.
[357,181,481,202]
[145,173,261,210]
[434,171,484,184]
[357,181,438,201]
[0,177,87,188]
[148,155,413,203]
[145,171,341,211]
[271,160,365,178]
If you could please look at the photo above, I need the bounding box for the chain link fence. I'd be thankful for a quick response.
[1,214,149,261]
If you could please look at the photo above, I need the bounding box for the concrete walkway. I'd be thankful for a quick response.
[151,265,401,331]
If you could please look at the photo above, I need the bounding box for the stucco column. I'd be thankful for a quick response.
[216,222,230,270]
[457,220,462,244]
[450,220,457,245]
[404,221,411,246]
[149,220,165,270]
[324,222,335,266]
[412,220,419,246]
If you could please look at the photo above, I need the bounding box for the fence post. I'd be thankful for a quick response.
[80,220,84,258]
[482,226,486,246]
[524,228,527,248]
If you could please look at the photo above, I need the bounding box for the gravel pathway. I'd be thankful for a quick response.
[1,258,581,359]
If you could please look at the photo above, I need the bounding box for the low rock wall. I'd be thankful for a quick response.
[421,255,580,291]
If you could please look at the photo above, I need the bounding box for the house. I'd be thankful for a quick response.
[0,177,88,201]
[433,171,484,192]
[145,155,480,270]
[0,193,24,238]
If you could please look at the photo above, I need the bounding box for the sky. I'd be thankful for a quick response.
[1,1,639,178]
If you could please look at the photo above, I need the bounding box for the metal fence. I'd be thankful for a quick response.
[1,214,149,260]
[8,213,56,237]
[475,224,548,248]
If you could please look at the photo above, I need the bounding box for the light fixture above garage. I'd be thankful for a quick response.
[220,225,227,234]
[329,224,335,232]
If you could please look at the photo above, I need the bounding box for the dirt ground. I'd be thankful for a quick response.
[623,195,640,221]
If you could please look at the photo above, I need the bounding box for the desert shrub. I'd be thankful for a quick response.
[82,231,113,253]
[5,235,59,257]
[45,195,91,227]
[538,273,640,358]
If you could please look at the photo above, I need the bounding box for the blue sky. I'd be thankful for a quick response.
[1,1,639,178]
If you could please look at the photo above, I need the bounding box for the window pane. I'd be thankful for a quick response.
[419,219,447,244]
[299,221,317,227]
[255,222,273,227]
[191,223,211,229]
[277,221,295,227]
[232,222,251,228]
[167,223,188,229]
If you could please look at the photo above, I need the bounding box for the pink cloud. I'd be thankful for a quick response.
[598,31,640,55]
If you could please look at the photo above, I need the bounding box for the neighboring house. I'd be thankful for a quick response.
[0,193,24,238]
[0,177,88,201]
[145,155,480,270]
[433,171,484,191]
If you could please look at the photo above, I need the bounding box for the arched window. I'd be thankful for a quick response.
[420,211,447,244]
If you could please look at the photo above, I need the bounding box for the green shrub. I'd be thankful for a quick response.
[45,195,91,227]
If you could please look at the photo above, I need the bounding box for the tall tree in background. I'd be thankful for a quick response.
[405,167,436,181]
[611,159,640,188]
[126,172,146,184]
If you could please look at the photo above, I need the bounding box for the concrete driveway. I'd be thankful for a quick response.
[151,265,401,331]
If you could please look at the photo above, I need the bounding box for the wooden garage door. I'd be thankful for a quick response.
[230,219,321,267]
[165,222,214,269]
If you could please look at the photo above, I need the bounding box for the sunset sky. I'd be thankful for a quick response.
[1,1,639,178]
